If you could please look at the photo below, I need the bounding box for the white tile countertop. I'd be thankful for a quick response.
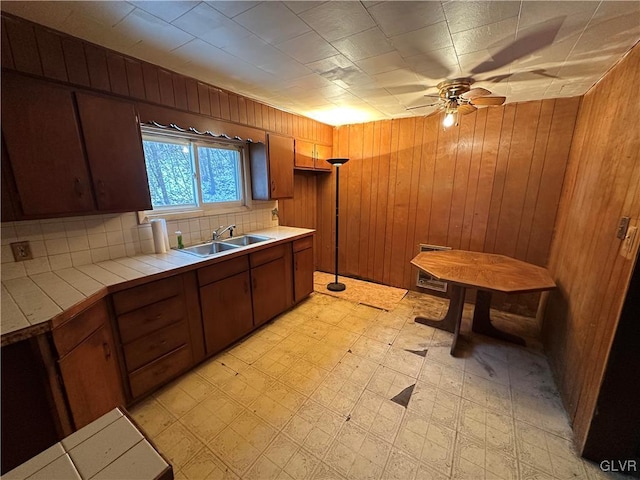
[1,226,314,345]
[3,408,171,480]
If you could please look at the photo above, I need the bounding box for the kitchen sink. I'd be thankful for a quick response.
[179,241,239,257]
[220,234,272,246]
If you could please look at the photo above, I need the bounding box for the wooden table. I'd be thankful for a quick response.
[411,250,556,355]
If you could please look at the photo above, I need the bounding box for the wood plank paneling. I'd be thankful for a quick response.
[229,93,239,123]
[318,99,578,315]
[197,82,210,115]
[172,74,187,110]
[185,78,199,113]
[84,44,111,91]
[4,16,41,75]
[124,58,145,99]
[1,18,15,69]
[34,27,67,82]
[209,87,221,118]
[219,91,231,120]
[141,63,160,103]
[106,53,129,96]
[157,70,175,107]
[61,38,90,86]
[543,45,640,453]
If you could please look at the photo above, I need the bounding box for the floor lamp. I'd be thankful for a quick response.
[326,158,349,292]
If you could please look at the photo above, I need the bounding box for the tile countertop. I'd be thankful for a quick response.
[3,407,172,480]
[1,226,314,346]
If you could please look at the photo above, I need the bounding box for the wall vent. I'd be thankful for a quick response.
[416,244,451,292]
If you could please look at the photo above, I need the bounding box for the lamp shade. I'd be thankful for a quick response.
[326,158,349,166]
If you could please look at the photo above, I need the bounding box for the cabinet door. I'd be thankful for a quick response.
[267,133,294,198]
[294,139,315,169]
[58,324,125,430]
[1,138,17,221]
[252,257,289,327]
[314,144,333,171]
[294,247,314,303]
[1,73,94,216]
[76,92,152,212]
[201,271,253,355]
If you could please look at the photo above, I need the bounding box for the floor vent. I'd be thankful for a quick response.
[416,244,451,292]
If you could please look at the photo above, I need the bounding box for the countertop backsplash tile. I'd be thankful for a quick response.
[0,201,278,281]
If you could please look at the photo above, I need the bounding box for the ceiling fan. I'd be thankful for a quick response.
[408,78,506,127]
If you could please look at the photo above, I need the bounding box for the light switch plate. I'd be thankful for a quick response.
[621,225,638,260]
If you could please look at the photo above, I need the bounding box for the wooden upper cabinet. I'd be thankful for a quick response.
[250,133,294,200]
[293,139,332,172]
[294,139,315,169]
[76,92,152,212]
[1,72,95,216]
[314,144,332,171]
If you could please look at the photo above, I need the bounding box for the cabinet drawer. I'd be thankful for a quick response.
[128,344,192,399]
[122,320,189,372]
[292,236,313,253]
[52,300,110,358]
[112,276,181,315]
[117,295,186,344]
[250,244,286,268]
[198,255,249,286]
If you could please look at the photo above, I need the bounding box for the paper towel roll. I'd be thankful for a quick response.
[159,218,170,251]
[151,219,167,254]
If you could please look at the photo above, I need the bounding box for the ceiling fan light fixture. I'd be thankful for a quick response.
[443,111,457,128]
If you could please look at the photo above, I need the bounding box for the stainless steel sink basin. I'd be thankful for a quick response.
[220,234,272,246]
[180,241,239,257]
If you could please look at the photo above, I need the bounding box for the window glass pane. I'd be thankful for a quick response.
[197,146,241,204]
[142,140,196,208]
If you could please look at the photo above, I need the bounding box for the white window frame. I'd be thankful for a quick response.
[137,128,254,224]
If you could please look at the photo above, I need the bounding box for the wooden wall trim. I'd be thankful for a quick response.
[0,12,332,146]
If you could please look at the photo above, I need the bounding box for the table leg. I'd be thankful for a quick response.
[414,284,466,355]
[471,290,526,346]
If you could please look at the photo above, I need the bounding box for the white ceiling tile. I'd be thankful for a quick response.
[171,3,252,49]
[205,1,261,18]
[517,1,598,33]
[331,27,395,62]
[355,51,408,76]
[443,1,520,35]
[299,1,376,41]
[403,46,459,80]
[283,1,327,15]
[366,1,445,37]
[116,9,194,51]
[305,54,357,74]
[451,16,518,57]
[570,8,640,58]
[59,11,141,52]
[373,68,420,88]
[234,2,311,44]
[68,1,135,27]
[275,31,339,64]
[390,21,453,57]
[130,1,198,23]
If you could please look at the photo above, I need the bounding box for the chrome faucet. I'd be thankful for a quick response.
[213,224,236,241]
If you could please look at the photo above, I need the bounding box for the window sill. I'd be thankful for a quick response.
[137,204,252,224]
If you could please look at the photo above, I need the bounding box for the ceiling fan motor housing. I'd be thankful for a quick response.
[437,78,473,101]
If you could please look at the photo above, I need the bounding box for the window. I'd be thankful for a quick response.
[140,132,248,218]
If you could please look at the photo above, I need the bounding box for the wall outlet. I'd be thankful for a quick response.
[10,241,33,262]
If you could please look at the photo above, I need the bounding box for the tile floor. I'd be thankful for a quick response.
[130,291,624,480]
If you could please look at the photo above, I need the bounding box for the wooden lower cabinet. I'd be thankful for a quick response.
[201,271,253,355]
[58,323,125,430]
[252,256,290,327]
[52,299,125,431]
[111,272,203,400]
[294,246,314,303]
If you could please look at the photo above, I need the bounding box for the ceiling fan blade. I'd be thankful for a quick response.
[458,104,478,115]
[460,88,491,100]
[423,94,441,98]
[406,102,441,111]
[471,96,506,106]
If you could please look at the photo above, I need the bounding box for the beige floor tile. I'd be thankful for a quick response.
[419,361,464,396]
[264,434,301,469]
[245,455,282,480]
[283,448,320,480]
[180,447,239,480]
[208,426,261,476]
[172,372,217,402]
[154,382,200,418]
[129,397,177,437]
[381,448,418,480]
[180,403,228,443]
[311,461,347,480]
[154,422,204,471]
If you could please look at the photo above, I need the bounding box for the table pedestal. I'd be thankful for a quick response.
[414,284,466,355]
[471,290,526,346]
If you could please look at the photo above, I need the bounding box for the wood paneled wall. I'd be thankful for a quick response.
[316,98,580,315]
[0,13,332,145]
[543,45,640,451]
